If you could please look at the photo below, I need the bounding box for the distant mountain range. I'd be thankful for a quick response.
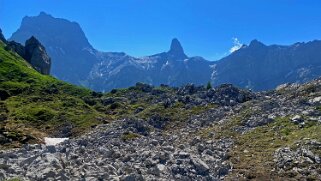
[10,12,321,91]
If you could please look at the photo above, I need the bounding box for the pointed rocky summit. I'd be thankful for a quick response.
[167,38,188,60]
[249,39,266,48]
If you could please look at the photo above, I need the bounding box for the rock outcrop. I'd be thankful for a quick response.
[167,38,188,60]
[5,41,25,57]
[24,36,51,75]
[5,36,51,75]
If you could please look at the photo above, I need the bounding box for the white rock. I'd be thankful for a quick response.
[44,137,69,146]
[157,164,165,171]
[309,96,321,103]
[276,84,288,91]
[291,115,302,122]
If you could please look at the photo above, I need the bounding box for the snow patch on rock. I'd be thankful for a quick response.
[44,137,69,145]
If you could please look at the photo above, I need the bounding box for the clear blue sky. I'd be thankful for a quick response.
[1,0,321,60]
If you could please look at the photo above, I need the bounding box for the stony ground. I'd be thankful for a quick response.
[0,118,233,180]
[1,79,321,180]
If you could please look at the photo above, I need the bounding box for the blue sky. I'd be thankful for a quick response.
[1,0,321,60]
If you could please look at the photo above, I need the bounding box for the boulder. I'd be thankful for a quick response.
[246,117,274,128]
[122,118,150,136]
[148,115,169,129]
[190,157,209,175]
[212,84,254,106]
[24,36,51,75]
[291,115,304,124]
[134,82,153,92]
[178,84,201,95]
[4,36,51,75]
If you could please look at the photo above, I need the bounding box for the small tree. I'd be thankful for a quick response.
[206,81,212,90]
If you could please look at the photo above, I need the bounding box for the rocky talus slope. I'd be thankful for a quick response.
[1,78,321,180]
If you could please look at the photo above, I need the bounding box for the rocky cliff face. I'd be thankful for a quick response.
[5,41,25,57]
[24,36,51,75]
[212,40,321,90]
[5,36,51,75]
[10,12,98,83]
[167,38,188,60]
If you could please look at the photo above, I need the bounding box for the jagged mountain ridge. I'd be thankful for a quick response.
[88,39,213,91]
[9,12,321,92]
[10,12,214,91]
[212,39,321,90]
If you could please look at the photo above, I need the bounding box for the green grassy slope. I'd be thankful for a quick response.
[0,42,104,148]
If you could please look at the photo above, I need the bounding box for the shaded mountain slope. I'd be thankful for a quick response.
[10,12,99,84]
[213,40,321,90]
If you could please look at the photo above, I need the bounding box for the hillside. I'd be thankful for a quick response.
[0,40,104,148]
[1,38,321,179]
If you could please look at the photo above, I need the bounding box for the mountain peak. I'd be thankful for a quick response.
[39,11,51,17]
[26,36,40,45]
[168,38,187,60]
[249,39,266,48]
[170,38,183,52]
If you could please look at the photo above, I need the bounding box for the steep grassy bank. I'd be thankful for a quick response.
[0,42,104,148]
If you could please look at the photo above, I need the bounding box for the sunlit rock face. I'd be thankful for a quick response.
[25,36,51,75]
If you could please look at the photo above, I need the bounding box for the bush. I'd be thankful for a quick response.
[110,89,118,94]
[110,102,121,110]
[0,89,10,100]
[206,81,212,90]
